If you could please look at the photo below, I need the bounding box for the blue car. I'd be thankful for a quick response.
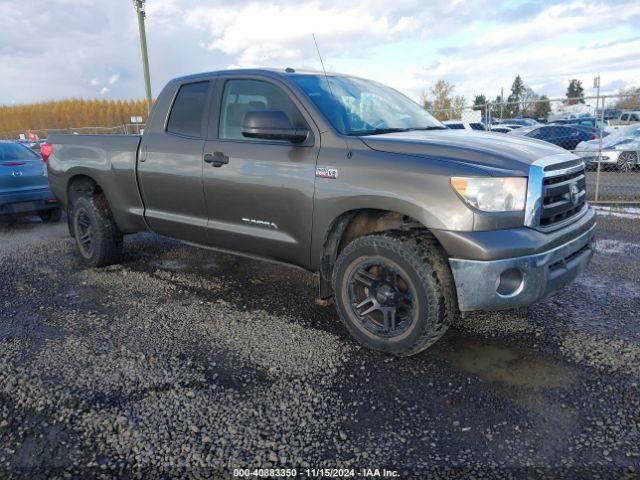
[0,141,61,222]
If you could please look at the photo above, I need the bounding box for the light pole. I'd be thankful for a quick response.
[593,76,603,201]
[133,0,153,113]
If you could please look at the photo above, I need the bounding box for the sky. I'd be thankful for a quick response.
[1,0,639,106]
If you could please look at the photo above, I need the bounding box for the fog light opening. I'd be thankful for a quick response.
[496,268,525,297]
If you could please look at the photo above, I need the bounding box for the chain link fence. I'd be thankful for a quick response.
[428,93,640,204]
[2,92,639,205]
[0,123,145,141]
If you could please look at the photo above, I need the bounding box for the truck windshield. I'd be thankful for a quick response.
[291,75,445,135]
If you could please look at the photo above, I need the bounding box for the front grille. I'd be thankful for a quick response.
[539,163,586,228]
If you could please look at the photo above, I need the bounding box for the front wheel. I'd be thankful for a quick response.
[39,207,62,223]
[617,151,638,172]
[332,231,457,356]
[71,196,123,267]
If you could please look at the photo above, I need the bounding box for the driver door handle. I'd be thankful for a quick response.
[203,152,229,167]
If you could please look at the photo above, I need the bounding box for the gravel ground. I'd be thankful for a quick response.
[0,214,639,479]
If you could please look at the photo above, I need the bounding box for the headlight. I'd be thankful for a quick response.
[450,177,527,212]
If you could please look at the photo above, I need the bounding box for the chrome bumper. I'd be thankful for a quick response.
[449,224,596,312]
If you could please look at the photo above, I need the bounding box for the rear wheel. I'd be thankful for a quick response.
[617,151,637,172]
[71,196,123,267]
[333,231,457,356]
[39,207,62,223]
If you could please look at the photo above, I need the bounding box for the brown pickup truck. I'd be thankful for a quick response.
[47,68,596,356]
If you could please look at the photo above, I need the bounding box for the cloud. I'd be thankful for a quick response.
[0,0,637,106]
[186,3,420,67]
[471,1,640,51]
[399,36,640,102]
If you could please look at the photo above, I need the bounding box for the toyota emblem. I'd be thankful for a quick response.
[12,171,22,177]
[569,183,580,205]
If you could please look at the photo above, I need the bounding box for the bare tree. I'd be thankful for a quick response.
[422,80,465,121]
[612,87,640,110]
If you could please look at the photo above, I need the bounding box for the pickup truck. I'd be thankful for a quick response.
[47,68,596,356]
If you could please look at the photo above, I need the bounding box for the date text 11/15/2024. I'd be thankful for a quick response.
[233,468,400,477]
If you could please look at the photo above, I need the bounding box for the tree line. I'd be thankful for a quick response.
[0,98,148,136]
[421,76,640,121]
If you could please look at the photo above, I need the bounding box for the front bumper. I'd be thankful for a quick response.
[449,223,596,312]
[0,188,59,216]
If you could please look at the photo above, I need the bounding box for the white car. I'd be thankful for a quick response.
[575,124,640,172]
[610,111,640,126]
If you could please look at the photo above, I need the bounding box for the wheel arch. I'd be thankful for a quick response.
[317,207,445,300]
[66,174,111,237]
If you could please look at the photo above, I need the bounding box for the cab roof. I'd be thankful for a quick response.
[172,68,349,84]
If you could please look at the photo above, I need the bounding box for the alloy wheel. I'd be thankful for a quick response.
[346,259,417,338]
[617,152,637,172]
[75,209,94,258]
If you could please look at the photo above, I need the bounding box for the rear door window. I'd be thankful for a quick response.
[166,81,210,138]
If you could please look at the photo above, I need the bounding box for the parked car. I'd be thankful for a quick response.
[47,68,595,356]
[575,124,640,172]
[498,118,539,127]
[609,111,640,127]
[0,141,61,222]
[443,120,486,131]
[564,124,609,139]
[508,124,598,150]
[487,126,514,133]
[496,123,524,130]
[602,109,621,121]
[515,115,546,123]
[551,117,606,131]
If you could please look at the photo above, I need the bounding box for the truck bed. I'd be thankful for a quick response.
[47,134,147,233]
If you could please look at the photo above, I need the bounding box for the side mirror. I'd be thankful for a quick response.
[242,110,309,144]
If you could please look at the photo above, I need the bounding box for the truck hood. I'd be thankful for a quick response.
[359,129,571,176]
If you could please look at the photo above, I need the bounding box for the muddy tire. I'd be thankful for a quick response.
[70,195,123,267]
[333,230,457,356]
[39,207,62,223]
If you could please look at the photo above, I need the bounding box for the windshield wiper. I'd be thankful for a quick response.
[346,126,446,136]
[346,128,410,136]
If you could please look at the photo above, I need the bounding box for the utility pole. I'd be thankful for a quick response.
[133,0,153,113]
[500,87,504,120]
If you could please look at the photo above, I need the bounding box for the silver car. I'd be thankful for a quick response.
[575,125,640,172]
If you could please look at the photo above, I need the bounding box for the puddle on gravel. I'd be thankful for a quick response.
[439,336,569,388]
